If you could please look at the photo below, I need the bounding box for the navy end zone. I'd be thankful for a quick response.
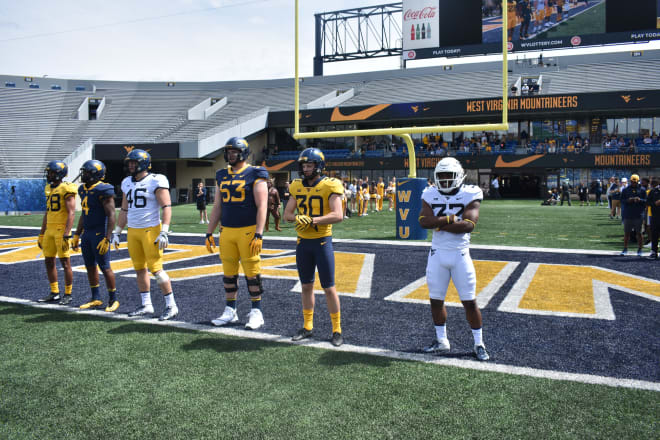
[0,227,658,388]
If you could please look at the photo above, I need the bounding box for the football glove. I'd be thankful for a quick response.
[96,237,110,255]
[37,234,44,249]
[249,233,263,257]
[111,232,121,249]
[295,214,313,232]
[205,233,216,253]
[71,234,80,251]
[61,235,72,252]
[154,230,169,250]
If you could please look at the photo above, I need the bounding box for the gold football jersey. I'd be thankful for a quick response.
[289,177,344,239]
[45,182,77,225]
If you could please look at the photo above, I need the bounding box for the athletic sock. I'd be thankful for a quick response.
[50,282,59,294]
[226,299,237,309]
[330,311,341,334]
[90,285,100,301]
[303,308,314,331]
[108,288,117,303]
[250,297,261,310]
[164,292,176,308]
[472,328,484,346]
[434,324,447,341]
[140,291,152,307]
[64,284,72,295]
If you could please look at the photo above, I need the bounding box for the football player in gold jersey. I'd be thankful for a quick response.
[37,161,77,304]
[283,148,345,346]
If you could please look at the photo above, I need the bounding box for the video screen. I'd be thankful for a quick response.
[403,0,660,60]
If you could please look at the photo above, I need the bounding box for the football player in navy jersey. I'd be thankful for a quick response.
[205,137,269,330]
[71,160,119,312]
[418,157,490,361]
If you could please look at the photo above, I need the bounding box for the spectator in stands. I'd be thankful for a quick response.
[620,174,646,256]
[560,179,572,206]
[521,82,530,95]
[196,181,209,224]
[520,129,529,148]
[643,134,652,145]
[646,177,660,259]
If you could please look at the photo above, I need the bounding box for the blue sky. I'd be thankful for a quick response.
[0,0,657,82]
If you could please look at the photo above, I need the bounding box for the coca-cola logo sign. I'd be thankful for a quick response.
[404,7,436,21]
[570,36,582,46]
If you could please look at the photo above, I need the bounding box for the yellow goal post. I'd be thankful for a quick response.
[293,0,509,178]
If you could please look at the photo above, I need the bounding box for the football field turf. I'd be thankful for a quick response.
[1,200,658,439]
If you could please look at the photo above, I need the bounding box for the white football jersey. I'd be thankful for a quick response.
[121,173,169,228]
[421,184,483,250]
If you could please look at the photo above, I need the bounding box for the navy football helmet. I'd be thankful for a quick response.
[44,160,68,184]
[80,159,106,185]
[223,137,250,165]
[297,148,326,179]
[124,149,151,177]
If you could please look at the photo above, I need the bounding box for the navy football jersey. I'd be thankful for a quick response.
[216,165,269,228]
[79,182,115,231]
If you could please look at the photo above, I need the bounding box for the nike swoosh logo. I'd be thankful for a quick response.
[330,104,390,122]
[261,160,295,172]
[320,242,326,246]
[495,154,546,168]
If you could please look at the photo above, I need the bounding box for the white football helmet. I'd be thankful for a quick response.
[434,157,465,193]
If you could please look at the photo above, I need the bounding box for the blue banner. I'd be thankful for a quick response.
[0,179,46,213]
[396,178,428,240]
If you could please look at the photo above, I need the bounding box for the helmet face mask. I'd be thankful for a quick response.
[434,158,465,194]
[80,160,106,185]
[44,161,68,185]
[297,148,325,179]
[223,137,250,166]
[124,149,151,178]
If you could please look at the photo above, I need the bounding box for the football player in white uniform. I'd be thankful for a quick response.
[418,157,489,361]
[111,149,179,321]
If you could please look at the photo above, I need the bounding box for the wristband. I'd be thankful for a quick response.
[254,233,262,239]
[161,224,169,234]
[113,226,122,234]
[464,219,476,227]
[63,235,72,239]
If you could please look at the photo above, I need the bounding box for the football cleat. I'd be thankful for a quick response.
[80,300,103,310]
[58,295,73,305]
[422,338,451,354]
[330,332,344,347]
[211,306,238,326]
[292,328,314,341]
[245,309,264,330]
[105,301,120,312]
[620,248,628,256]
[128,305,154,317]
[37,292,61,303]
[636,249,643,257]
[158,306,179,321]
[647,252,658,260]
[474,344,490,361]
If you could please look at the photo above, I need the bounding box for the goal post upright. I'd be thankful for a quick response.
[293,0,508,239]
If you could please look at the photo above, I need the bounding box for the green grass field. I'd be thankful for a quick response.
[537,2,606,39]
[1,304,657,440]
[1,200,657,439]
[0,199,626,250]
